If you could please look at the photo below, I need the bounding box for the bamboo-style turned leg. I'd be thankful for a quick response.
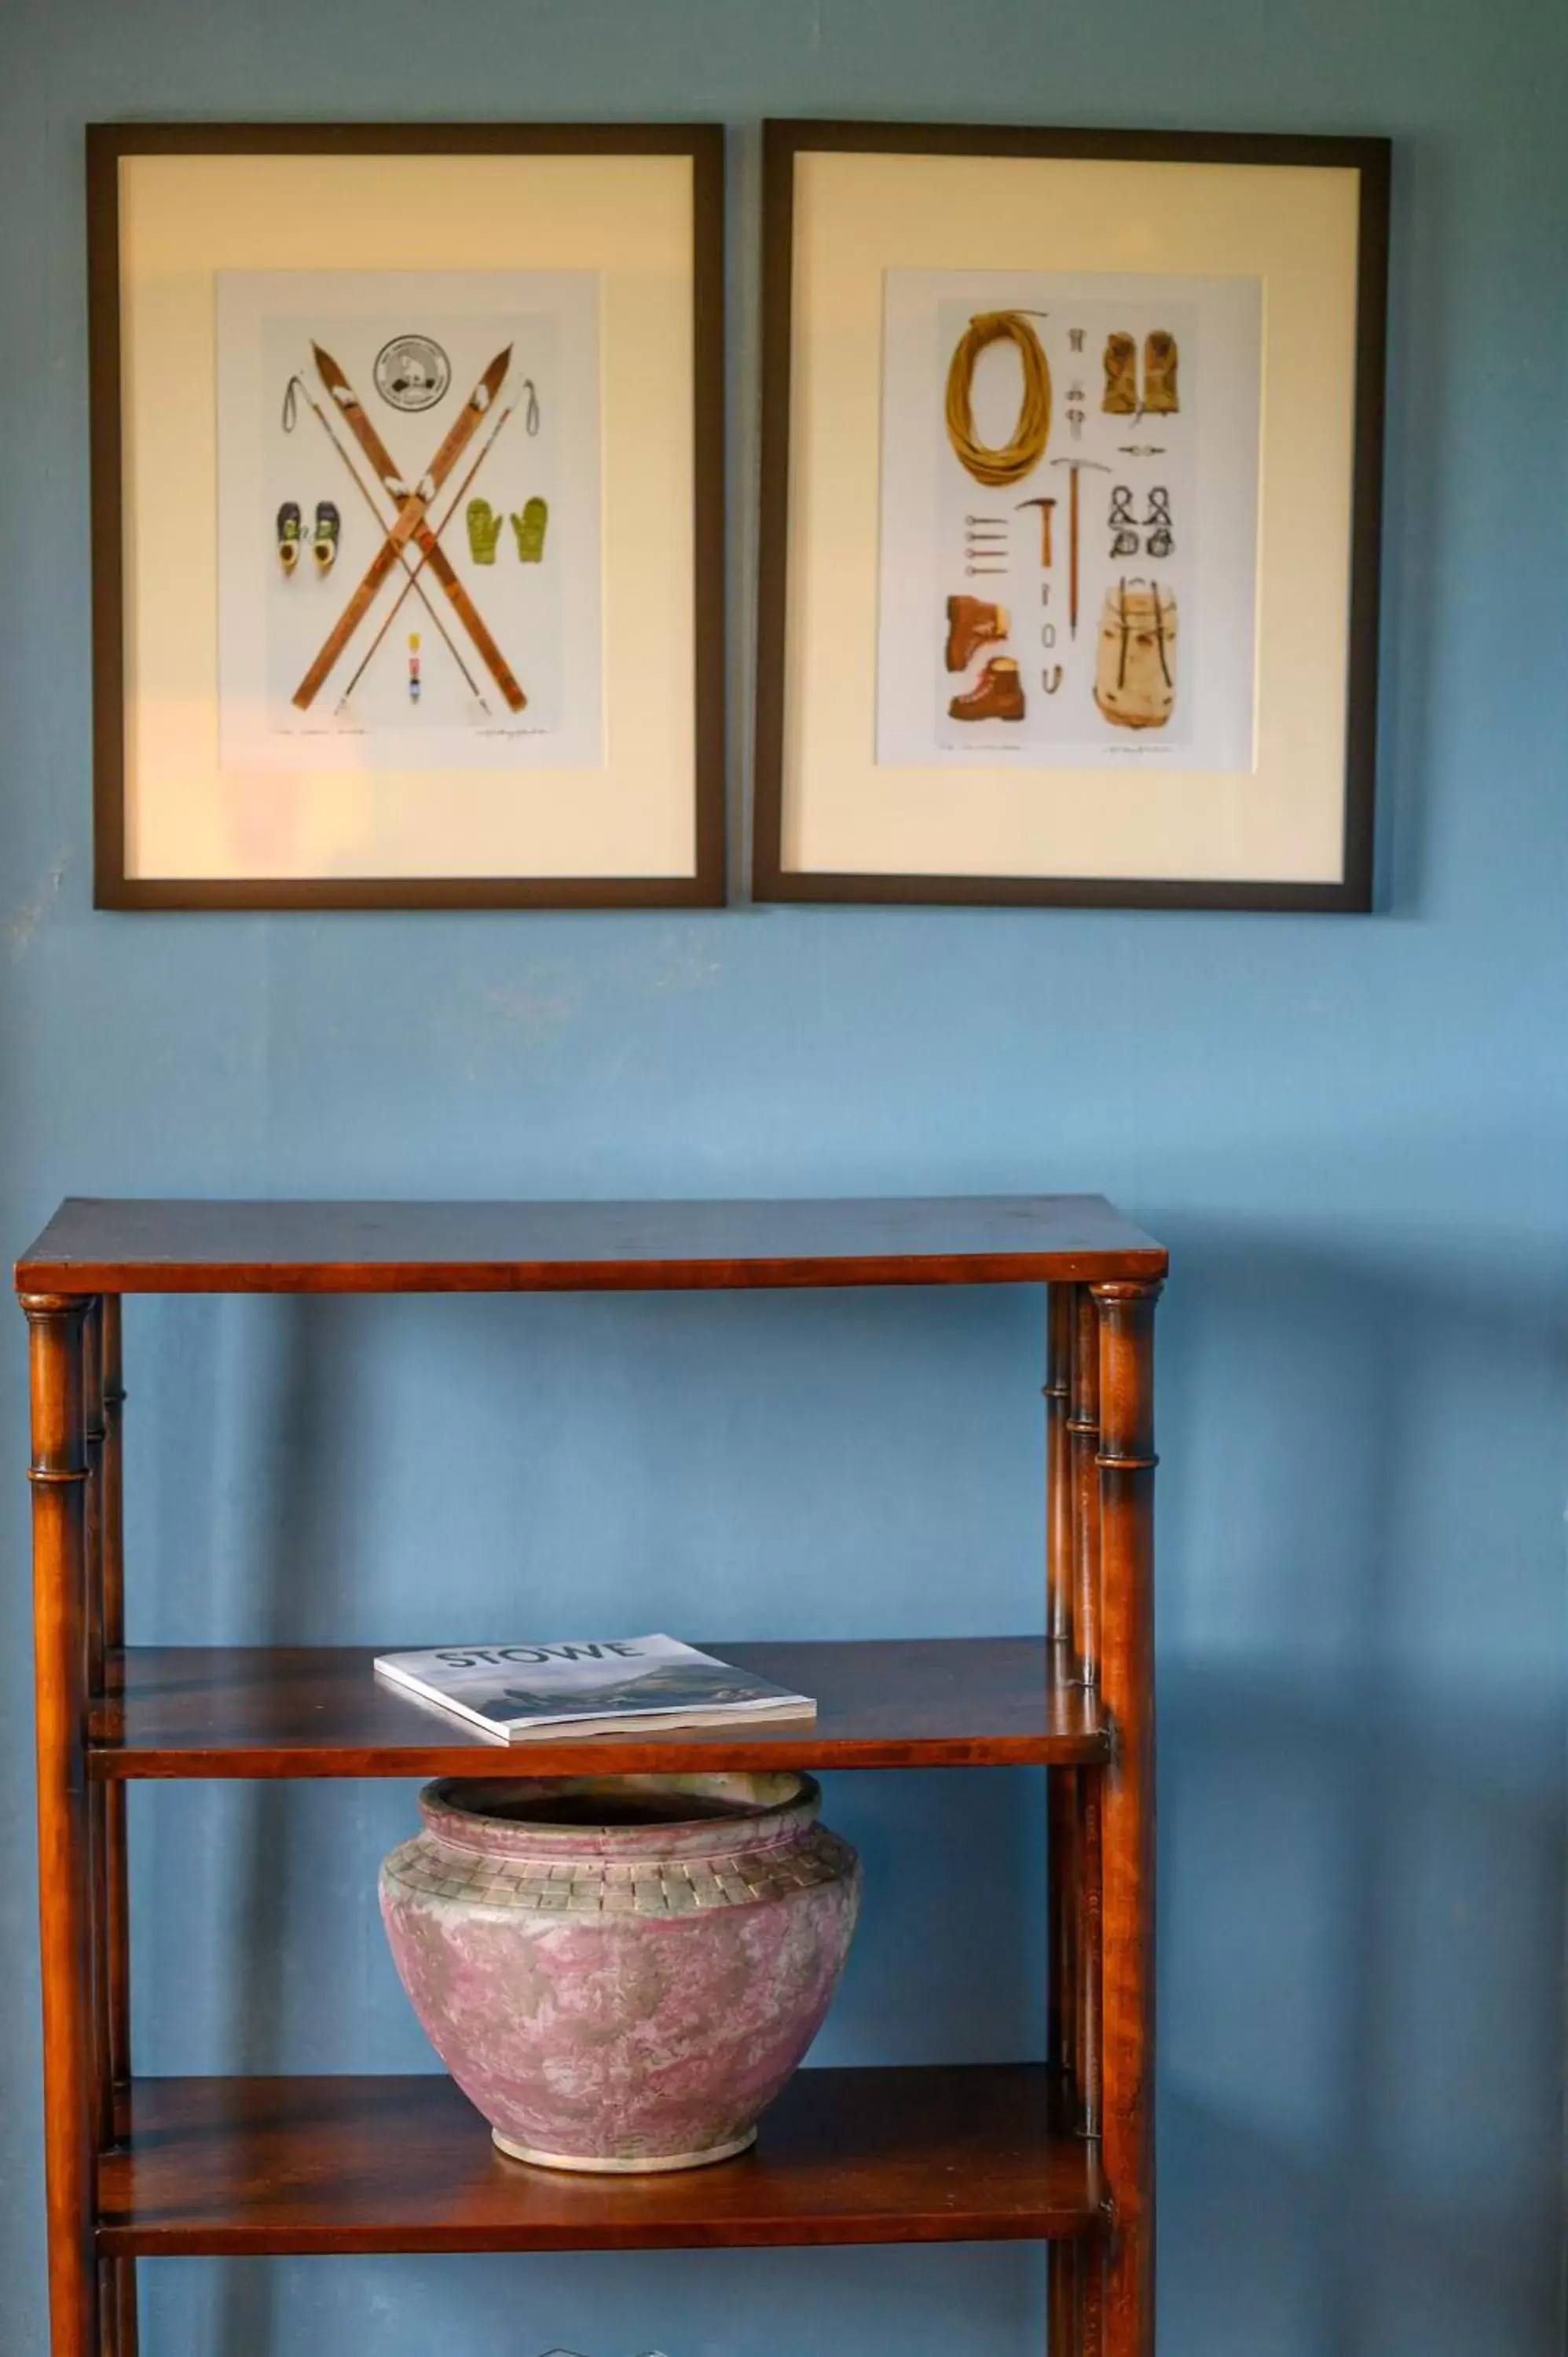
[82,1300,112,2165]
[1072,1288,1105,2165]
[1045,1281,1077,2096]
[1069,1288,1102,1687]
[1045,1285,1082,2355]
[1047,1799,1079,2342]
[1093,1280,1160,2357]
[99,1300,136,2357]
[79,1302,120,2357]
[1075,1310,1098,2168]
[1047,1763,1079,2107]
[1048,2239,1080,2355]
[1066,1285,1108,2356]
[25,1294,100,2357]
[101,1298,132,2112]
[1046,1285,1074,1653]
[1075,1754,1105,2357]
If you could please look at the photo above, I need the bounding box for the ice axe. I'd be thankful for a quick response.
[1015,496,1056,566]
[1050,456,1110,639]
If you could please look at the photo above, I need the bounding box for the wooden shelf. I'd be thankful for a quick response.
[17,1193,1167,1295]
[90,1638,1106,1778]
[97,2066,1098,2256]
[18,1202,1163,2354]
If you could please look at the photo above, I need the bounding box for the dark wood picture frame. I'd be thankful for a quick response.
[752,120,1391,913]
[87,123,727,911]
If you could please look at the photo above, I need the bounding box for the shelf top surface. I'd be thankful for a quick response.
[93,1637,1106,1777]
[17,1193,1166,1294]
[101,2066,1097,2254]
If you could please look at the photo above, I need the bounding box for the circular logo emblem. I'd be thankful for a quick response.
[373,333,452,412]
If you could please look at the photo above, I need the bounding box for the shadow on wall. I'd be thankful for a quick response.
[126,1219,1565,2357]
[1157,1221,1566,2357]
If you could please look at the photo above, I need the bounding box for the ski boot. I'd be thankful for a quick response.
[311,501,340,576]
[277,501,302,577]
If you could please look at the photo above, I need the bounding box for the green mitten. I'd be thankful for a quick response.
[467,498,503,566]
[511,497,548,563]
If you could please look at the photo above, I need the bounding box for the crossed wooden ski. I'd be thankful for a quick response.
[293,343,526,714]
[288,365,493,710]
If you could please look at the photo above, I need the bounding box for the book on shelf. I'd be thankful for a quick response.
[373,1634,816,1743]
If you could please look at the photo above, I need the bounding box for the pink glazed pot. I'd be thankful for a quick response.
[379,1771,861,2172]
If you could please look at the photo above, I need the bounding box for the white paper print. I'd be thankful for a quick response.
[876,269,1262,772]
[217,271,603,772]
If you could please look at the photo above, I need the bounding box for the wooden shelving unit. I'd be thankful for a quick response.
[18,1193,1164,2357]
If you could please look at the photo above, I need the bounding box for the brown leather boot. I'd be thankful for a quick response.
[945,595,1010,673]
[1142,331,1180,414]
[1103,332,1138,415]
[949,656,1025,722]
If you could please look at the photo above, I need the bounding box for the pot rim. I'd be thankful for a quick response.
[417,1770,822,1864]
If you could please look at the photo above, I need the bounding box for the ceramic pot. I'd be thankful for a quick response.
[379,1770,861,2173]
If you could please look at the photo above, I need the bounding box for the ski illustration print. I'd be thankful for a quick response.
[303,342,527,714]
[215,268,605,773]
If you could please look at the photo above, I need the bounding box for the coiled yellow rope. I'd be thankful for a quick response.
[943,311,1053,488]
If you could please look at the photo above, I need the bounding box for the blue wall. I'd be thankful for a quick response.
[2,2,1566,2353]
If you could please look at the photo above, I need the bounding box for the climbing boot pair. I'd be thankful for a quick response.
[467,497,549,566]
[945,596,1024,722]
[277,502,339,577]
[1102,332,1180,417]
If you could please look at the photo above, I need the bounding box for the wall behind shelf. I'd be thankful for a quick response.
[2,5,1566,2357]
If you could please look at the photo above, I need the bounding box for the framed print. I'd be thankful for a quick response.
[88,123,725,908]
[753,123,1390,911]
